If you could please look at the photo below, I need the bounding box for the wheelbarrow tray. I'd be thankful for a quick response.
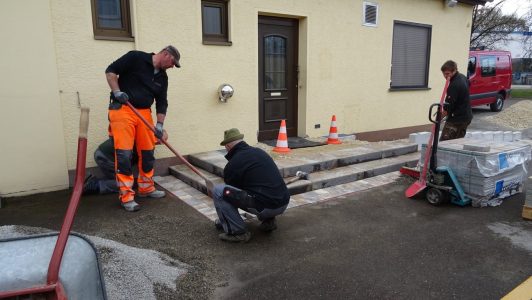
[0,232,107,299]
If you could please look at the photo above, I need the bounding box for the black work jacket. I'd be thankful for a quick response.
[105,51,169,115]
[224,142,290,209]
[445,72,472,123]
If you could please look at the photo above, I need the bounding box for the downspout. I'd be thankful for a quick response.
[131,0,139,50]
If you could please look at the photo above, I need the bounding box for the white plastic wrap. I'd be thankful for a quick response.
[419,139,531,206]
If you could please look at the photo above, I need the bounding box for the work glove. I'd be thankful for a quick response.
[155,122,164,140]
[113,90,129,104]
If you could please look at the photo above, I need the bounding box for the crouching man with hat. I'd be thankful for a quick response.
[213,128,290,242]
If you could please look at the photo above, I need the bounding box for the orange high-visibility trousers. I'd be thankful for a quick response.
[109,105,157,203]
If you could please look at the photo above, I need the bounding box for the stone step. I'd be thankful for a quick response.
[170,151,419,196]
[154,171,405,221]
[186,141,418,178]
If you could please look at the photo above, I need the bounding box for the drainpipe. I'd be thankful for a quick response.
[131,0,139,50]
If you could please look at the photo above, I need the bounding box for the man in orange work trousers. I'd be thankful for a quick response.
[105,45,181,212]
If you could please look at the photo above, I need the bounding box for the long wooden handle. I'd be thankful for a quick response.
[79,107,90,139]
[124,102,214,192]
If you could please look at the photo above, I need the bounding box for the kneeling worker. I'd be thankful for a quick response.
[213,128,290,242]
[83,130,168,196]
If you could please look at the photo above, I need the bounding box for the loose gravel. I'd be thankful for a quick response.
[0,225,189,300]
[482,100,532,129]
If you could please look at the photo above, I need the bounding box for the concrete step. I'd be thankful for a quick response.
[170,151,419,196]
[287,152,419,194]
[186,141,418,178]
[154,171,406,221]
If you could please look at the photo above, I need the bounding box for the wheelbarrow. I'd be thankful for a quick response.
[0,107,107,299]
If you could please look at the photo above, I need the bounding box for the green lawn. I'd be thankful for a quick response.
[511,88,532,99]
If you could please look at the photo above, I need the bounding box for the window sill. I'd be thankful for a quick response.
[202,40,232,46]
[389,87,431,92]
[94,35,135,42]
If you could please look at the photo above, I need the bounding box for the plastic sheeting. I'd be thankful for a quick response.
[420,139,531,207]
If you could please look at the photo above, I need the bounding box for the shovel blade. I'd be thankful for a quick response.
[405,181,426,198]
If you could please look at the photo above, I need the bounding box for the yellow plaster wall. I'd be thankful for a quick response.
[0,1,69,196]
[50,0,472,170]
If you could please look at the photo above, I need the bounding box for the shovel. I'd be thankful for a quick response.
[405,79,450,198]
[124,102,215,196]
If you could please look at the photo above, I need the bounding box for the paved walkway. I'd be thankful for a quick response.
[155,139,419,220]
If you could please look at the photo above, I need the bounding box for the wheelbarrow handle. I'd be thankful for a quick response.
[47,107,90,285]
[79,107,90,139]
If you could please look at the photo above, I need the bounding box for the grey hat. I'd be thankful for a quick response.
[220,128,244,146]
[164,45,181,68]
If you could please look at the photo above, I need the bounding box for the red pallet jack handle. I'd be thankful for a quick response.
[405,80,449,198]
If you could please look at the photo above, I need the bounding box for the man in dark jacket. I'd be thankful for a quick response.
[213,128,290,242]
[440,60,473,141]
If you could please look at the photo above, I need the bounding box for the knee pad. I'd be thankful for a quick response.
[116,149,133,175]
[141,149,155,173]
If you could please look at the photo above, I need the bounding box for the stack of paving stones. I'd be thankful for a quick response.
[409,130,523,151]
[419,137,531,207]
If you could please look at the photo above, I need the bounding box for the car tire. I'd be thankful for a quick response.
[489,94,504,112]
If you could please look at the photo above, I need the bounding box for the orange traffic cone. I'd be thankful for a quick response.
[327,115,342,144]
[273,120,291,153]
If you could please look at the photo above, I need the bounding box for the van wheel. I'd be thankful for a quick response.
[490,94,504,112]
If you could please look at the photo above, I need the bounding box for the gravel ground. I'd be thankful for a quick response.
[482,100,532,129]
[0,225,189,300]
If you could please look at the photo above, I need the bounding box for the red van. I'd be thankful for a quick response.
[467,50,512,112]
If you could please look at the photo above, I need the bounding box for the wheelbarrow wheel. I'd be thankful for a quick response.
[426,188,445,206]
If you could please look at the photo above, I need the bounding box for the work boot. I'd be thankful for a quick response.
[214,219,223,231]
[258,218,277,232]
[121,200,140,212]
[218,231,251,243]
[82,176,100,195]
[138,189,166,198]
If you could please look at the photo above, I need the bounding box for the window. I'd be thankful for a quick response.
[91,0,132,41]
[264,36,287,90]
[467,57,476,77]
[390,21,432,89]
[363,2,378,27]
[201,0,231,45]
[480,56,496,77]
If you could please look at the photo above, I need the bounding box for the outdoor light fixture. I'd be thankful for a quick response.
[218,83,234,102]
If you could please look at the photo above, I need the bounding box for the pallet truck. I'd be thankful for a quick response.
[404,80,471,206]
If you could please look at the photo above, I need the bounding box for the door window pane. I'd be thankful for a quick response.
[98,0,123,29]
[468,57,476,77]
[480,56,496,77]
[264,36,286,90]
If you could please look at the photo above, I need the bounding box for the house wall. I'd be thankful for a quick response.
[0,1,69,196]
[0,0,474,195]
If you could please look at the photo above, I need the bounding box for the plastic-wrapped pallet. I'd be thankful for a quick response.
[419,138,531,207]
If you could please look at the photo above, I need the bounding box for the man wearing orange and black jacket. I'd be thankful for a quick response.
[105,45,180,212]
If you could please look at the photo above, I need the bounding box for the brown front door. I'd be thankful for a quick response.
[258,16,298,141]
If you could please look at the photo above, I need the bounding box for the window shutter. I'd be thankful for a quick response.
[391,22,431,88]
[363,2,378,26]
